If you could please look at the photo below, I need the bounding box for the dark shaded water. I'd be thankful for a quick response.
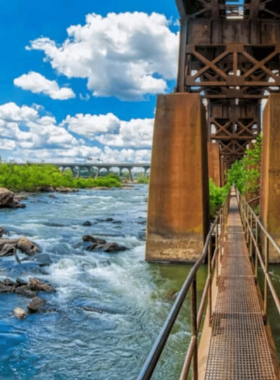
[0,185,279,379]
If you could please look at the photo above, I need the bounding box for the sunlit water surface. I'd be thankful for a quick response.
[0,186,200,380]
[0,185,279,379]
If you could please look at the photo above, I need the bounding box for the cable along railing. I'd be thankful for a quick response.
[237,191,280,325]
[138,188,280,380]
[137,194,231,380]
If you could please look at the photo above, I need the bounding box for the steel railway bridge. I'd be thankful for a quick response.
[140,0,280,379]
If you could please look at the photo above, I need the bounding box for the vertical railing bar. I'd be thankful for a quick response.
[208,240,212,326]
[191,277,198,380]
[255,218,259,283]
[216,222,219,286]
[264,235,269,325]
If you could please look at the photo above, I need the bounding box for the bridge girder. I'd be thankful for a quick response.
[176,0,280,165]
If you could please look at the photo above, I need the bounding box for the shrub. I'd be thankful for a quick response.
[0,164,122,192]
[209,178,229,218]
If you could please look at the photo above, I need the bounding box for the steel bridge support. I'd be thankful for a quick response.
[146,94,210,262]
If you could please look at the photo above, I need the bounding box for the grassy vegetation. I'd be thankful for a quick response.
[209,178,229,218]
[137,174,149,184]
[0,164,122,192]
[227,134,262,196]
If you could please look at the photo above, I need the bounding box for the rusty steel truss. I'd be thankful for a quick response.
[175,0,280,165]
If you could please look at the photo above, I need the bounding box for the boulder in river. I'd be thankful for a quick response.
[0,188,26,209]
[28,278,56,293]
[14,307,27,319]
[0,283,14,293]
[27,297,46,313]
[103,242,127,253]
[15,286,37,298]
[83,235,127,253]
[82,221,92,226]
[0,237,40,257]
[17,237,40,256]
[34,253,53,266]
[83,235,106,245]
[56,187,78,193]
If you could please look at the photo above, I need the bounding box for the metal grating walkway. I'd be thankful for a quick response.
[205,192,277,380]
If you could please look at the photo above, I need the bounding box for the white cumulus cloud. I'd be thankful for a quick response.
[0,102,152,164]
[27,12,179,100]
[14,72,76,100]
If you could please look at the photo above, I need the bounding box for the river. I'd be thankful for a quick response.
[0,185,279,379]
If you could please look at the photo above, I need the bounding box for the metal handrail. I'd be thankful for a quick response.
[137,194,230,380]
[237,192,280,322]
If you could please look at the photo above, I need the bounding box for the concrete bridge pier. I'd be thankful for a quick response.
[128,168,133,182]
[208,142,221,187]
[260,94,280,263]
[146,93,210,263]
[76,167,80,178]
[95,168,100,179]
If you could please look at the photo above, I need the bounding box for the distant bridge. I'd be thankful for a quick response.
[15,162,151,180]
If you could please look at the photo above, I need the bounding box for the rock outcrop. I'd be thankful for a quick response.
[0,188,26,209]
[14,307,27,319]
[0,237,40,257]
[27,297,46,313]
[0,277,55,297]
[83,235,127,253]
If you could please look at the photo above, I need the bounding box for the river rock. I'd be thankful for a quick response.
[0,188,14,205]
[0,188,26,209]
[34,253,53,266]
[27,297,46,313]
[3,278,17,287]
[82,306,105,314]
[17,237,40,256]
[103,242,127,253]
[43,186,55,193]
[14,307,27,319]
[15,286,37,298]
[0,244,16,257]
[83,235,107,245]
[48,194,57,199]
[28,278,55,293]
[82,221,92,226]
[0,227,4,237]
[0,283,14,293]
[16,278,28,286]
[56,187,78,193]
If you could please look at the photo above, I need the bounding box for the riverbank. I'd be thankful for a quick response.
[0,163,123,192]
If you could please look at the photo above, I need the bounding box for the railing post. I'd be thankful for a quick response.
[216,222,219,285]
[191,276,198,380]
[246,204,249,243]
[249,212,253,258]
[255,221,258,283]
[264,236,269,325]
[208,242,212,326]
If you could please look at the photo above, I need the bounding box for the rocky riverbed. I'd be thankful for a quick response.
[0,185,199,379]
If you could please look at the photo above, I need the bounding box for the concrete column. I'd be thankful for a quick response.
[95,168,100,179]
[128,168,133,182]
[208,142,221,187]
[146,93,210,263]
[260,95,280,263]
[76,168,80,178]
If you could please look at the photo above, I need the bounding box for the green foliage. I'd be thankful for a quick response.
[137,174,149,184]
[209,178,229,218]
[228,134,262,195]
[0,164,121,192]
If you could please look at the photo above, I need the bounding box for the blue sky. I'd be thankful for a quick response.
[0,0,179,163]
